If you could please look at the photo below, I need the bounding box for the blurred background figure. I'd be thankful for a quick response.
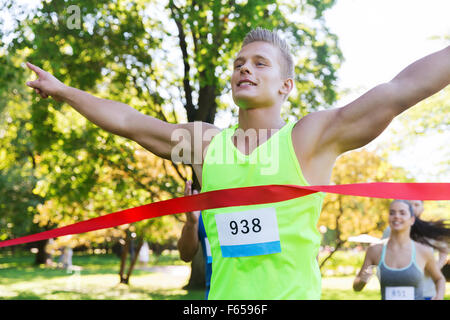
[177,180,212,299]
[353,200,449,300]
[59,246,73,269]
[381,199,449,299]
[137,241,150,268]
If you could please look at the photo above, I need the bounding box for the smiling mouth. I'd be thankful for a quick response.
[237,80,257,87]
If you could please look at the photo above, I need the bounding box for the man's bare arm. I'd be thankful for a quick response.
[25,62,218,160]
[319,45,450,155]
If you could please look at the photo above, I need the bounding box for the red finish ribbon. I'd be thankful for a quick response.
[0,182,449,248]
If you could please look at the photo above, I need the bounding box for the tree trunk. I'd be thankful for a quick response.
[319,195,344,272]
[124,238,144,284]
[196,83,217,123]
[119,234,145,285]
[319,240,344,270]
[33,239,49,265]
[169,8,217,292]
[118,235,130,284]
[184,246,206,290]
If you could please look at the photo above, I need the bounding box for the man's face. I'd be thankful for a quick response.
[231,41,289,110]
[409,200,424,218]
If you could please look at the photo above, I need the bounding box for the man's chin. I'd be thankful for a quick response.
[233,96,261,110]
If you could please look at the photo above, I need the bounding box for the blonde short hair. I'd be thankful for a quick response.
[242,27,295,80]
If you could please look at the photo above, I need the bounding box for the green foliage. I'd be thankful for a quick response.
[165,0,342,121]
[377,86,450,183]
[387,87,449,149]
[0,0,342,251]
[320,149,413,248]
[0,51,46,241]
[1,0,186,250]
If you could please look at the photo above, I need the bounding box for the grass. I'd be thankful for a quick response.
[318,250,366,277]
[0,251,448,300]
[0,251,204,300]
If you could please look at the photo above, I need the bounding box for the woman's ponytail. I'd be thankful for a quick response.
[410,217,450,249]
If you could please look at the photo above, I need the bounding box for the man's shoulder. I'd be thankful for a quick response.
[292,109,339,138]
[290,109,341,159]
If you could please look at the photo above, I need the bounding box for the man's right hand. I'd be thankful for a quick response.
[25,62,67,101]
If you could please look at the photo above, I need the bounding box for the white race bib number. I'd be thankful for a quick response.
[385,286,415,300]
[215,207,281,258]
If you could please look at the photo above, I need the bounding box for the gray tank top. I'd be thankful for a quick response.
[378,241,424,300]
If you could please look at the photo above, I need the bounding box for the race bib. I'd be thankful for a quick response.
[215,207,281,258]
[385,286,415,300]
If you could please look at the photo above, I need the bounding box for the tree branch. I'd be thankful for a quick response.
[319,195,345,270]
[168,2,196,121]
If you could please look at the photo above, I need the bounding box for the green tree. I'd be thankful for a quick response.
[385,87,450,181]
[318,149,413,271]
[1,0,342,285]
[0,51,50,263]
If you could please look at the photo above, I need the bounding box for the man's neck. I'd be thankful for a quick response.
[237,106,285,132]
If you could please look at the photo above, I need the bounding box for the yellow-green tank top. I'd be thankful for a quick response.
[201,121,325,299]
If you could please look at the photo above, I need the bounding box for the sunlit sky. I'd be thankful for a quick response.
[324,0,449,105]
[323,0,450,182]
